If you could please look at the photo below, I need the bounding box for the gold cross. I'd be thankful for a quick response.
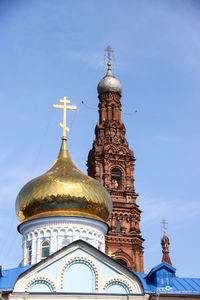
[108,250,115,257]
[53,96,77,138]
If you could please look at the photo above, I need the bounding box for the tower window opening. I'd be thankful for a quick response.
[99,111,102,123]
[41,240,50,259]
[111,106,114,120]
[27,243,32,265]
[111,168,122,189]
[115,219,121,232]
[116,259,127,267]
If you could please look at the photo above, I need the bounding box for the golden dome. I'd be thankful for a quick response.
[16,137,112,224]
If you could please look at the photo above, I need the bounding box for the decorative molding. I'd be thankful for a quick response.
[26,278,55,292]
[57,252,102,292]
[102,274,137,294]
[105,280,130,293]
[14,273,58,293]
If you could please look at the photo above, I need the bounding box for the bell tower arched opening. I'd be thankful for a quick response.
[111,168,122,190]
[116,259,127,267]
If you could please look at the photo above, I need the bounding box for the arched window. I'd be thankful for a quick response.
[111,168,122,189]
[41,240,50,259]
[115,219,121,232]
[62,239,70,248]
[27,242,32,265]
[116,259,127,267]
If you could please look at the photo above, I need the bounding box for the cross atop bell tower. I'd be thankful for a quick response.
[104,45,114,62]
[161,218,168,235]
[87,50,144,272]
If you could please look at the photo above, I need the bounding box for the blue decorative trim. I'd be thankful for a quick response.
[28,280,54,292]
[105,281,130,293]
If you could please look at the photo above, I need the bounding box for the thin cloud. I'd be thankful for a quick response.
[140,197,200,225]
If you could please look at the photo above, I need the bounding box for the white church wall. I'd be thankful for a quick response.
[19,217,107,265]
[13,243,143,295]
[98,259,119,279]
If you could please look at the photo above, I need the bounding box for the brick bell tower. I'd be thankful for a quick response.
[87,56,144,272]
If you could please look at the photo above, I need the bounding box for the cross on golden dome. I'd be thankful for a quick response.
[53,96,77,138]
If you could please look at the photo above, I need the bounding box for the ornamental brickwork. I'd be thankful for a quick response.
[161,232,172,266]
[87,90,144,272]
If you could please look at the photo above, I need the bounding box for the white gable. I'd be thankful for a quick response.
[13,241,143,295]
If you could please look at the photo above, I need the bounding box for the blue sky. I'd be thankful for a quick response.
[0,0,200,277]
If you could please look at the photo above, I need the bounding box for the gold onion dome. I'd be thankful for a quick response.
[16,137,112,224]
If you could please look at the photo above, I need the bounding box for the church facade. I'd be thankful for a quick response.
[0,59,200,299]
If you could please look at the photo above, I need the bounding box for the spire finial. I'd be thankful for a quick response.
[53,96,77,139]
[161,218,168,235]
[104,45,114,62]
[104,45,114,69]
[161,219,173,266]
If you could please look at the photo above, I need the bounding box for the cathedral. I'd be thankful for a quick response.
[0,57,200,299]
